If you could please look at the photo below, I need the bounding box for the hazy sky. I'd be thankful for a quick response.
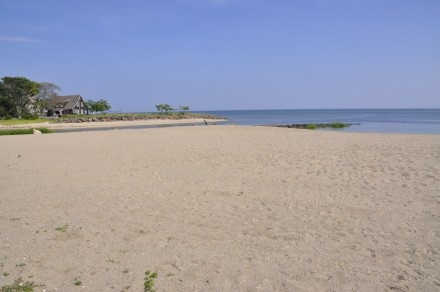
[1,0,439,111]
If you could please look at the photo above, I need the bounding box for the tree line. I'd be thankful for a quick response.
[0,76,110,119]
[155,104,190,113]
[0,76,192,119]
[85,99,111,114]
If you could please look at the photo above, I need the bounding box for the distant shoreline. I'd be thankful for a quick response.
[196,108,440,134]
[1,108,439,134]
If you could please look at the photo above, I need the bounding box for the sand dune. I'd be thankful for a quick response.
[0,126,439,291]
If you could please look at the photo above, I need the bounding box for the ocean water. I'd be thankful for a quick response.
[198,109,440,134]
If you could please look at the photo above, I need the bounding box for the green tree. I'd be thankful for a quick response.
[34,82,61,115]
[155,104,174,113]
[85,99,95,110]
[86,99,111,114]
[0,91,15,118]
[0,76,41,117]
[178,105,190,115]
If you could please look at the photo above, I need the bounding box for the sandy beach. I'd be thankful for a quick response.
[0,125,439,291]
[0,118,226,130]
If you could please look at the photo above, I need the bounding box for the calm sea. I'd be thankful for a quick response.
[197,109,440,134]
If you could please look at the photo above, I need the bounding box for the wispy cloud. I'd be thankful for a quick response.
[0,36,46,44]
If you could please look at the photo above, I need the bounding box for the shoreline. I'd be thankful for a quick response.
[2,120,439,136]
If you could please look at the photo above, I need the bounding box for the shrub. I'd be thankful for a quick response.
[2,114,13,120]
[22,113,39,120]
[305,124,317,130]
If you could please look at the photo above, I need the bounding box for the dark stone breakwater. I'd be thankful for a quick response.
[266,123,358,129]
[53,113,224,123]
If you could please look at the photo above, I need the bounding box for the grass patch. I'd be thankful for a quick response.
[38,128,53,133]
[0,129,33,135]
[54,224,68,232]
[305,124,318,130]
[107,259,120,264]
[0,118,50,126]
[1,277,39,292]
[144,270,158,292]
[73,276,82,286]
[0,128,53,136]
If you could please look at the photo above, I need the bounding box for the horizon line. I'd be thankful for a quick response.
[121,107,439,114]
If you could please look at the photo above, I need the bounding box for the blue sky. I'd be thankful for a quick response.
[1,0,439,111]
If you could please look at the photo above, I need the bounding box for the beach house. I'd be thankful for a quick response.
[47,95,89,116]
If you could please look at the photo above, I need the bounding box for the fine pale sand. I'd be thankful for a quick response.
[0,126,439,291]
[0,118,225,130]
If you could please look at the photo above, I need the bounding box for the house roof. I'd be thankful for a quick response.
[57,95,85,110]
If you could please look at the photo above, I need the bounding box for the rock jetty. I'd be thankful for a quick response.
[54,113,224,123]
[266,123,356,129]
